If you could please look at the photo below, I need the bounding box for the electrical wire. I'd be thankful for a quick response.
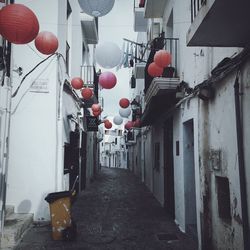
[11,54,57,114]
[11,53,56,98]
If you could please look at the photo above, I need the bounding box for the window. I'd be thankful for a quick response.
[154,142,160,171]
[176,141,179,156]
[216,176,231,220]
[66,42,70,74]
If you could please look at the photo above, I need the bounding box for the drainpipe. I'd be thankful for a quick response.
[0,0,14,238]
[55,54,65,191]
[234,70,249,250]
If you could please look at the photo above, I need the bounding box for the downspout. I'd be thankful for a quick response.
[234,70,249,250]
[0,0,14,237]
[55,54,65,191]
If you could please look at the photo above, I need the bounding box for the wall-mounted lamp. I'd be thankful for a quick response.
[13,66,23,76]
[198,86,215,101]
[130,98,141,110]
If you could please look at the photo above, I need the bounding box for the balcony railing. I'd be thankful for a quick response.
[191,0,206,22]
[144,35,179,94]
[81,65,94,87]
[81,65,99,99]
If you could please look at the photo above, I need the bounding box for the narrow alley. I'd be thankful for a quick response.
[15,167,197,250]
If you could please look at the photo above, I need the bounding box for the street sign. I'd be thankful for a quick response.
[86,116,99,131]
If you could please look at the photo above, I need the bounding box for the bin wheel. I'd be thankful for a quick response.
[62,221,77,241]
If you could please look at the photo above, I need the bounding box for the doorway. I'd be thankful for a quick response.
[163,117,175,218]
[80,131,87,190]
[183,119,197,239]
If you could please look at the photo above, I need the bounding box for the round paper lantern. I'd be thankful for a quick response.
[71,77,84,89]
[125,121,133,130]
[78,0,115,17]
[113,115,123,125]
[119,98,130,108]
[133,119,141,128]
[93,110,101,117]
[154,50,171,68]
[95,42,122,69]
[81,88,93,100]
[104,120,112,129]
[91,104,101,112]
[147,62,163,77]
[35,31,58,55]
[99,71,117,89]
[0,4,39,44]
[119,107,131,118]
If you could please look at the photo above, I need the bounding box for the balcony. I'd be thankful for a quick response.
[145,77,179,104]
[187,0,250,47]
[134,0,147,32]
[141,35,180,127]
[144,0,167,18]
[144,36,179,94]
[80,13,98,45]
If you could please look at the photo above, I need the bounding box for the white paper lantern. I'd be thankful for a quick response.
[119,107,131,118]
[78,0,115,17]
[95,42,123,69]
[113,115,123,125]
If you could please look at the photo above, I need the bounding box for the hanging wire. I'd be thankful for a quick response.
[26,44,44,59]
[11,53,56,98]
[11,54,57,114]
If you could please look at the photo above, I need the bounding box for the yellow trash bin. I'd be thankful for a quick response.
[45,191,72,240]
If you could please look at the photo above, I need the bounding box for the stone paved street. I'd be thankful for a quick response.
[15,167,197,250]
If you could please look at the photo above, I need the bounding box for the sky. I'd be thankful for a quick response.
[96,0,137,119]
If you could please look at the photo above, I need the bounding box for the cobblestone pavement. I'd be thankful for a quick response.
[15,167,198,250]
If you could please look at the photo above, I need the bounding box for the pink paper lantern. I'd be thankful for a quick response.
[125,121,133,130]
[93,110,101,117]
[119,98,130,108]
[35,31,59,55]
[154,50,171,68]
[0,4,39,44]
[71,77,84,89]
[81,88,93,100]
[99,71,117,89]
[147,62,163,77]
[104,120,112,129]
[91,104,101,112]
[133,119,141,128]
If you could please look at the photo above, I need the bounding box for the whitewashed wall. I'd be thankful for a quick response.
[6,0,85,220]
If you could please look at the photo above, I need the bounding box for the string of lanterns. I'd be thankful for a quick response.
[0,3,136,134]
[0,4,59,55]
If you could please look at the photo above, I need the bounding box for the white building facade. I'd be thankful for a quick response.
[129,0,250,249]
[0,0,99,230]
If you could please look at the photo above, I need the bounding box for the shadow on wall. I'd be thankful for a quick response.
[17,199,32,213]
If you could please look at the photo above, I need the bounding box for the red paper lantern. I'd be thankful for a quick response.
[104,120,112,129]
[119,98,130,108]
[133,119,141,128]
[91,104,101,112]
[81,88,93,100]
[93,110,101,117]
[35,31,58,55]
[0,4,39,44]
[147,62,163,77]
[154,50,171,68]
[99,71,117,89]
[71,77,84,89]
[125,121,133,130]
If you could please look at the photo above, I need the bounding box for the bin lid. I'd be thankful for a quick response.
[45,191,71,203]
